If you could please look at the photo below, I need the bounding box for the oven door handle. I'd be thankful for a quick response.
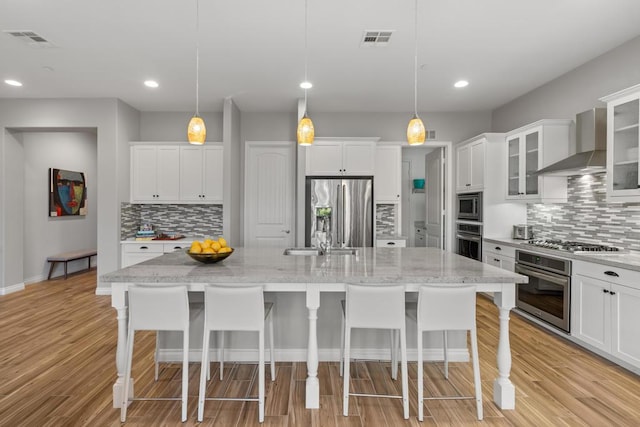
[456,233,481,243]
[515,264,568,286]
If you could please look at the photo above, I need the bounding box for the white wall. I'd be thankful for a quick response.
[22,131,98,283]
[140,112,223,142]
[492,35,640,131]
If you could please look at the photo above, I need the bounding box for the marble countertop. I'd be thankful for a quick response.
[101,247,527,285]
[484,236,640,272]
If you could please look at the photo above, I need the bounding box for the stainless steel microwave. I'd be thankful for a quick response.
[457,192,482,221]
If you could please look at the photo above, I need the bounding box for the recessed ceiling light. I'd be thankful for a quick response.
[5,79,23,87]
[454,80,469,88]
[300,81,312,89]
[144,80,159,88]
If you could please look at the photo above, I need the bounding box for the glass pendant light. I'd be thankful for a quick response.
[407,0,425,145]
[188,0,206,145]
[297,0,314,146]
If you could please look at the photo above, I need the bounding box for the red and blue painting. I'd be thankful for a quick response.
[49,168,87,217]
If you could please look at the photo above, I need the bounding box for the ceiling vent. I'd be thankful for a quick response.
[4,30,55,48]
[360,30,394,47]
[426,130,436,140]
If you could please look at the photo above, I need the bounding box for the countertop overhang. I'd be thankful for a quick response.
[102,247,527,285]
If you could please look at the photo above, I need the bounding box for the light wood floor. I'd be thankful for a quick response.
[1,271,639,426]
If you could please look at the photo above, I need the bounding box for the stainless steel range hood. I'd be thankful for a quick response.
[535,108,607,176]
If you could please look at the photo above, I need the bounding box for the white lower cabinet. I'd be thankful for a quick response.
[376,238,407,248]
[482,242,515,271]
[572,261,640,369]
[121,240,194,268]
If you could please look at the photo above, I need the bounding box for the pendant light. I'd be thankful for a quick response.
[407,0,425,145]
[297,0,314,146]
[187,0,206,145]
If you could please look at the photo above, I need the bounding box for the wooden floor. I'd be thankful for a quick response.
[1,271,640,426]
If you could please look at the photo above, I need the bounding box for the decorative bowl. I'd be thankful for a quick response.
[413,178,425,189]
[185,248,234,264]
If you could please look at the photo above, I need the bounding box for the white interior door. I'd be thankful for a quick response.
[425,148,444,249]
[245,142,295,248]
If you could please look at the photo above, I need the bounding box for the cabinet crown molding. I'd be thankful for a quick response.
[129,141,223,146]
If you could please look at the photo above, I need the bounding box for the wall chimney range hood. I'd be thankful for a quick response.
[535,108,607,176]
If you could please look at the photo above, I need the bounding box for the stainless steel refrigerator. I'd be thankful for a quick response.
[305,177,373,248]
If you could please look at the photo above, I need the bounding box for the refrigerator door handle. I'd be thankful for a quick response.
[337,184,342,246]
[342,184,347,246]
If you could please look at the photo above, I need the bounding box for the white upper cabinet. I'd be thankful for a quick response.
[131,143,223,204]
[600,84,640,202]
[456,138,485,193]
[375,145,401,203]
[131,145,180,202]
[505,120,571,203]
[180,145,224,203]
[305,140,376,176]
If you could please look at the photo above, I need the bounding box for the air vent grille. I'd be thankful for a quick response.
[426,130,436,140]
[4,30,55,47]
[360,30,394,47]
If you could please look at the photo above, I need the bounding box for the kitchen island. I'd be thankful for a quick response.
[101,247,527,411]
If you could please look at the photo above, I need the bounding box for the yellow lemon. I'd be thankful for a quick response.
[202,247,215,254]
[190,241,201,249]
[201,240,211,249]
[211,241,221,252]
[218,237,227,248]
[218,247,231,254]
[190,245,203,254]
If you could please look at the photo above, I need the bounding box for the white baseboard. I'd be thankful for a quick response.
[157,347,470,364]
[24,275,46,285]
[95,287,111,296]
[0,282,25,295]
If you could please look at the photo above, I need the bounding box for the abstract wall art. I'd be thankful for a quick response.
[49,168,87,217]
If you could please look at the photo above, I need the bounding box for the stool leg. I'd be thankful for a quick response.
[470,328,483,420]
[219,331,225,381]
[259,328,265,423]
[417,328,424,422]
[400,326,409,420]
[182,328,189,422]
[154,331,160,381]
[198,329,211,422]
[443,330,449,380]
[339,310,345,377]
[390,329,398,380]
[268,311,275,381]
[342,326,351,416]
[64,261,68,280]
[47,262,55,280]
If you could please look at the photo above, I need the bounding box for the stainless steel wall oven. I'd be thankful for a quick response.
[456,222,482,261]
[515,250,570,332]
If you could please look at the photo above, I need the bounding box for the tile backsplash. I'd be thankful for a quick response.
[376,204,396,236]
[121,203,223,239]
[527,172,640,251]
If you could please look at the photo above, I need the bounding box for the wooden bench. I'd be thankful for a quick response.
[47,249,97,280]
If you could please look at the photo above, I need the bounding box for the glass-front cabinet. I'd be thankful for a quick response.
[505,120,571,203]
[601,84,640,201]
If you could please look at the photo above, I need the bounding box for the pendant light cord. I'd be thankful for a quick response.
[413,0,418,116]
[195,0,200,117]
[304,0,309,114]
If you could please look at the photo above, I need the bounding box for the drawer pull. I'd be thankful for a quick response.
[387,242,396,246]
[494,258,500,262]
[604,271,619,277]
[174,246,182,250]
[603,289,610,294]
[495,246,502,251]
[610,291,616,296]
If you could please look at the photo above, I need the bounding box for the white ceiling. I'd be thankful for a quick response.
[1,0,640,114]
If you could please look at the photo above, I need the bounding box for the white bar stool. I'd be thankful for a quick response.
[197,285,275,423]
[342,284,409,419]
[121,285,190,422]
[409,285,483,421]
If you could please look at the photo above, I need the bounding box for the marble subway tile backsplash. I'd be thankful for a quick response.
[527,172,640,251]
[121,203,223,239]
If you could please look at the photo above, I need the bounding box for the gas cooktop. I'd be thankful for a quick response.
[526,239,620,252]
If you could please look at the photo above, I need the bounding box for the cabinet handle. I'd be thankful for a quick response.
[604,271,619,277]
[495,246,502,251]
[603,289,610,294]
[466,183,471,187]
[140,246,148,250]
[610,291,616,296]
[387,242,396,246]
[494,258,500,262]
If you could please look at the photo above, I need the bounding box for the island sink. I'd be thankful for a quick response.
[283,248,358,256]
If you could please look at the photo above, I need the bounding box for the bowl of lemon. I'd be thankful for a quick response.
[186,237,233,264]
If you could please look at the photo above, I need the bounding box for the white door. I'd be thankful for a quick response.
[425,148,444,249]
[245,142,295,248]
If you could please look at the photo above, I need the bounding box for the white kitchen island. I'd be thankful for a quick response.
[101,247,527,411]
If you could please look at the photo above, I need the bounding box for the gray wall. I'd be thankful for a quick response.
[492,35,640,132]
[22,131,98,283]
[140,112,223,142]
[0,98,138,294]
